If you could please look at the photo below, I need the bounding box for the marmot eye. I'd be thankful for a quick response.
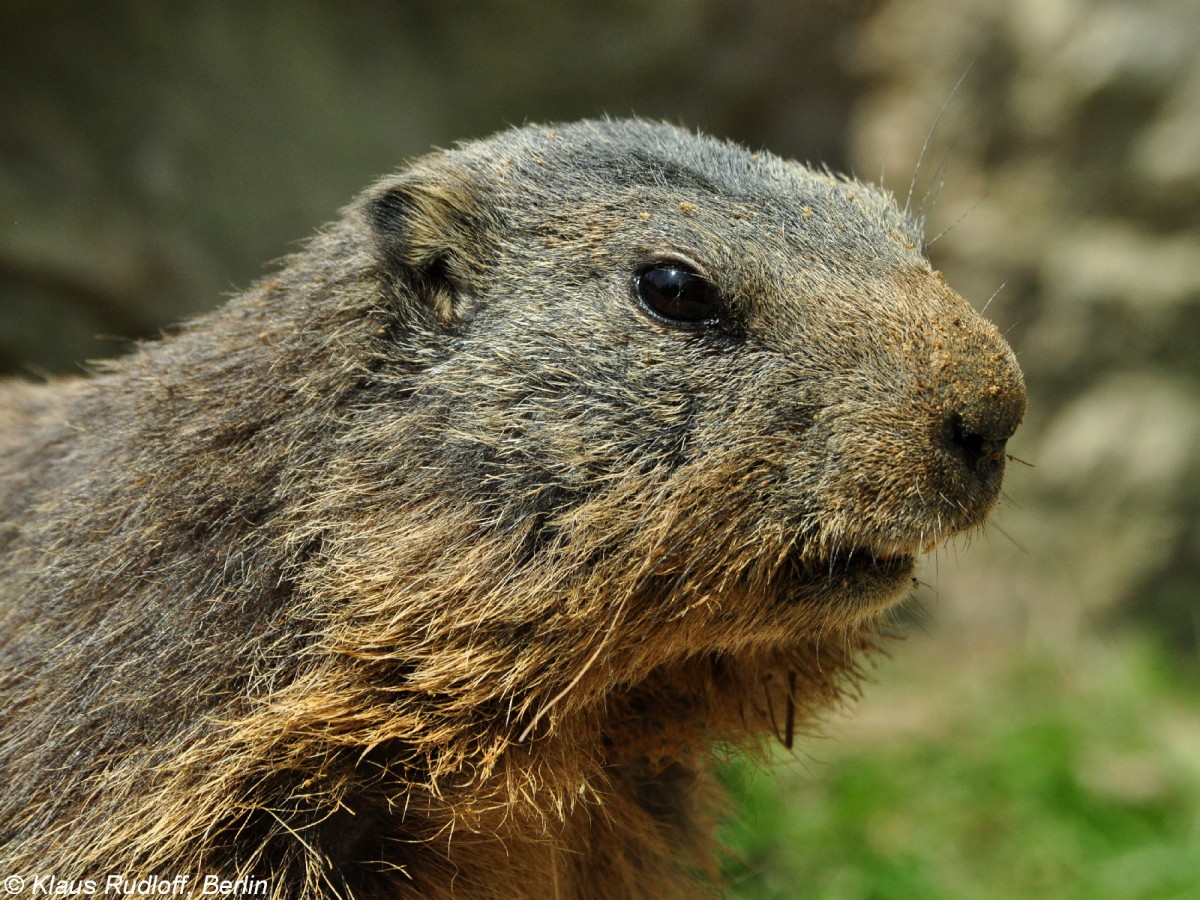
[633,264,723,328]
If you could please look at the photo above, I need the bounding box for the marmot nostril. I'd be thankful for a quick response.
[948,412,1011,476]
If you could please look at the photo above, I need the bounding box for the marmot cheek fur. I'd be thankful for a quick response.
[0,120,1025,898]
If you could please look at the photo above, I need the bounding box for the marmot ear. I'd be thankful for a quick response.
[364,158,496,328]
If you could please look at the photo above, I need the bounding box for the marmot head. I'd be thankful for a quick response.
[303,119,1024,710]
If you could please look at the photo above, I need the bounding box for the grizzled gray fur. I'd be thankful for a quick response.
[0,120,1024,898]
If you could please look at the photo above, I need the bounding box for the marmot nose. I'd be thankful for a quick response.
[931,314,1027,481]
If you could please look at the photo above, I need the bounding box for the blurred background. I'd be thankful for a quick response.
[3,0,1198,895]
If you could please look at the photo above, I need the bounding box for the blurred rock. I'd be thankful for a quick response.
[848,0,1200,650]
[0,0,870,373]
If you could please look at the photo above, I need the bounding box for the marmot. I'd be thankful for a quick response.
[0,120,1025,898]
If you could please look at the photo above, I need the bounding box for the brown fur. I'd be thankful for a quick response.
[0,120,1024,897]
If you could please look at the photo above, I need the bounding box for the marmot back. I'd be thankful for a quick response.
[0,120,1025,898]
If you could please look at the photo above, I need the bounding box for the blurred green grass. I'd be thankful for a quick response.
[717,634,1200,899]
